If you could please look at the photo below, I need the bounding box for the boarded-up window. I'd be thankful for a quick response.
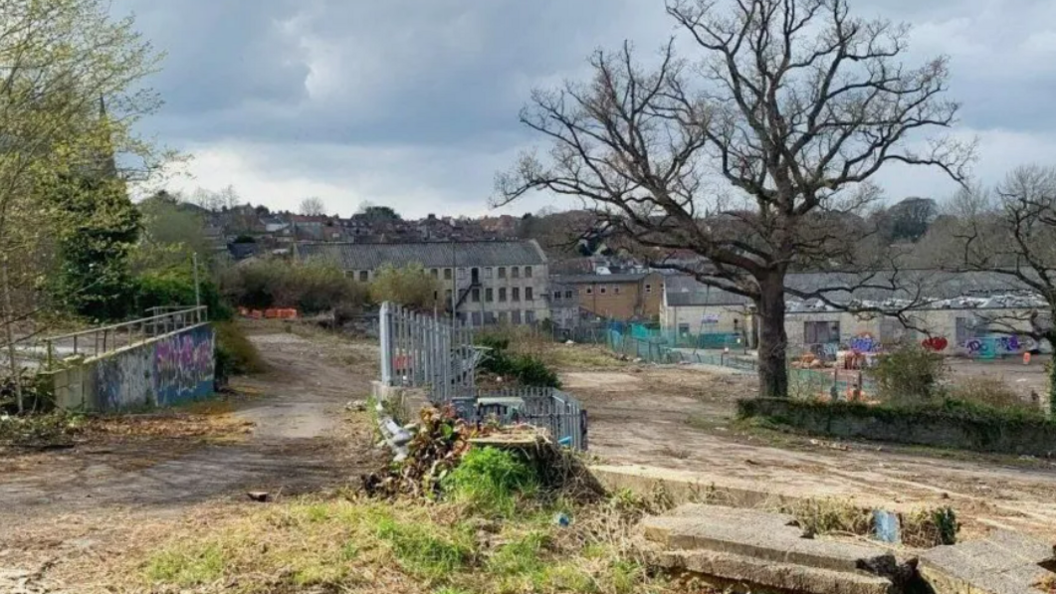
[804,320,840,345]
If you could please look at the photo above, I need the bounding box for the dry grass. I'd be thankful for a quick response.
[88,494,686,594]
[1035,573,1056,594]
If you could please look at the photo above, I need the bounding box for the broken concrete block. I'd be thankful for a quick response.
[657,549,895,594]
[642,504,901,594]
[919,529,1056,594]
[643,504,898,576]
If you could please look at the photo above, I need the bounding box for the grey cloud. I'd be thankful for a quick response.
[116,0,1056,215]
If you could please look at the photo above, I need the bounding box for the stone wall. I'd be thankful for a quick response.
[45,323,216,411]
[738,398,1056,457]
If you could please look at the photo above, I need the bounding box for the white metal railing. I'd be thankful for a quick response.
[39,306,208,368]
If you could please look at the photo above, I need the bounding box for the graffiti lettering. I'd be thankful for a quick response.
[849,333,877,353]
[154,326,215,406]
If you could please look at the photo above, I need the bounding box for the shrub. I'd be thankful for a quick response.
[476,333,561,388]
[221,258,367,315]
[214,322,267,386]
[134,269,232,321]
[946,377,1040,415]
[368,263,441,311]
[867,344,946,405]
[442,446,539,515]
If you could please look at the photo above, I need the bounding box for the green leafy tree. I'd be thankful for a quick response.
[46,175,141,320]
[369,263,440,311]
[0,0,167,411]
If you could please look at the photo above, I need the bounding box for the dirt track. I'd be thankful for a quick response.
[0,326,382,587]
[563,363,1056,539]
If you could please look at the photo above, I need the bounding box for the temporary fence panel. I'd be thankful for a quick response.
[379,302,479,403]
[476,387,588,451]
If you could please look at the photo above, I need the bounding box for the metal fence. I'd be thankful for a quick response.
[476,387,588,451]
[379,302,480,402]
[378,302,590,450]
[38,306,209,368]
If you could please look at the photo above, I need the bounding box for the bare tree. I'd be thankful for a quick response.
[495,0,971,397]
[300,196,326,216]
[953,165,1056,409]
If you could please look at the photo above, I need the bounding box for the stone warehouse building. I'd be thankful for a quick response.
[298,240,550,327]
[661,271,1051,357]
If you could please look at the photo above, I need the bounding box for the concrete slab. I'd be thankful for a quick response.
[591,464,903,512]
[919,530,1055,594]
[657,549,895,594]
[643,504,899,576]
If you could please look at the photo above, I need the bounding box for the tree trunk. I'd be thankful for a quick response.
[1,259,23,413]
[1047,331,1056,419]
[756,272,789,398]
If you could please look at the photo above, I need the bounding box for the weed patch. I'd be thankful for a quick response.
[443,447,539,516]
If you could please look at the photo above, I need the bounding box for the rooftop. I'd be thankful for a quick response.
[297,240,547,269]
[664,270,1046,310]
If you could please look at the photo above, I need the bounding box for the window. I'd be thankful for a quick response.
[599,286,607,295]
[586,287,593,295]
[511,310,522,325]
[485,288,494,302]
[678,323,691,336]
[554,291,562,300]
[525,311,536,324]
[445,289,452,302]
[471,268,480,283]
[471,288,480,303]
[525,287,533,301]
[499,311,509,324]
[525,266,533,278]
[471,312,482,326]
[458,268,466,279]
[485,267,493,279]
[645,284,652,293]
[430,268,439,279]
[512,267,520,279]
[499,288,507,302]
[804,321,840,345]
[512,287,520,302]
[498,267,506,279]
[358,270,368,282]
[565,290,573,299]
[484,312,496,325]
[444,268,452,280]
[614,286,620,295]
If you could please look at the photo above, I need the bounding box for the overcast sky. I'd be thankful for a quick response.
[113,0,1056,218]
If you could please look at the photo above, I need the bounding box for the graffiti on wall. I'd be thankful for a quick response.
[849,333,878,353]
[962,335,1036,359]
[921,336,949,352]
[94,349,153,411]
[154,325,216,406]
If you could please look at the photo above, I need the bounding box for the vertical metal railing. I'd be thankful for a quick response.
[379,302,480,402]
[378,302,589,451]
[475,387,588,451]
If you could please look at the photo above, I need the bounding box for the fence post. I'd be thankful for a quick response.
[380,302,394,385]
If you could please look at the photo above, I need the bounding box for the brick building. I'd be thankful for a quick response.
[552,272,664,321]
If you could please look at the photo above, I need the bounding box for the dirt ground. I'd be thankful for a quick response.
[0,323,384,592]
[557,351,1056,540]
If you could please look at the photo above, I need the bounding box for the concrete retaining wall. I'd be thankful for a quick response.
[739,398,1056,457]
[45,324,215,411]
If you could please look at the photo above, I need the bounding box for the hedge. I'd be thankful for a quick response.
[737,398,1056,457]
